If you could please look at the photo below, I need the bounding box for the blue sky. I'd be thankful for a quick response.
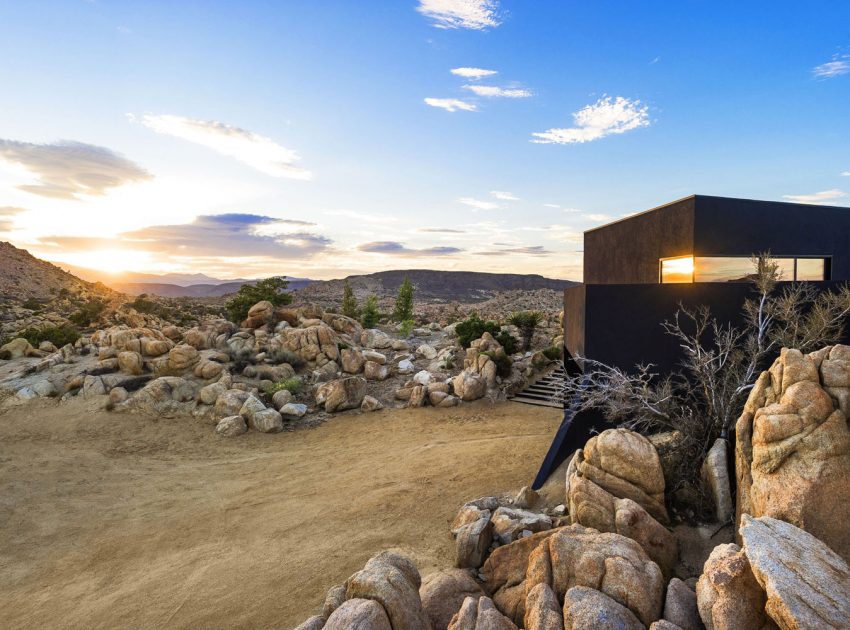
[0,0,848,280]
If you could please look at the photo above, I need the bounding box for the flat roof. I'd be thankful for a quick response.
[585,194,850,234]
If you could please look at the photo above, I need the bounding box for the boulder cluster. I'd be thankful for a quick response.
[0,301,558,432]
[292,345,850,630]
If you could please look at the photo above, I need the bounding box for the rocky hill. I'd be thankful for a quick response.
[300,269,575,303]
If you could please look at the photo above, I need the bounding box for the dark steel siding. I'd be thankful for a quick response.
[584,198,695,284]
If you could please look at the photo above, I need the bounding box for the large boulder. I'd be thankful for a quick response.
[695,543,768,630]
[361,329,393,349]
[572,428,668,524]
[340,348,365,374]
[452,369,487,402]
[324,598,392,630]
[420,569,485,630]
[273,324,341,367]
[0,337,36,359]
[735,346,850,562]
[740,515,850,630]
[345,551,431,630]
[316,377,367,413]
[524,583,563,630]
[117,351,144,375]
[662,578,701,630]
[483,525,663,626]
[491,507,553,545]
[562,586,643,630]
[322,312,363,337]
[448,596,518,630]
[167,344,200,372]
[243,300,274,329]
[456,516,494,569]
[214,389,250,418]
[701,439,733,524]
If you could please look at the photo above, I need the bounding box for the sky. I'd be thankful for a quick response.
[0,1,849,282]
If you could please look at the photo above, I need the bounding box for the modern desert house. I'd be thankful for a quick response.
[533,193,850,487]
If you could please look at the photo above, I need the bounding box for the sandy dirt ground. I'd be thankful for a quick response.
[0,396,561,629]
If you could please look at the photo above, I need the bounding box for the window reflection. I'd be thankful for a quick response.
[660,256,829,283]
[660,256,694,283]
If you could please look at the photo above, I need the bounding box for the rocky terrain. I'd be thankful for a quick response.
[288,345,850,630]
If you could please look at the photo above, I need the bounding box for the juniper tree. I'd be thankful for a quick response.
[392,277,415,322]
[361,295,380,329]
[342,280,358,318]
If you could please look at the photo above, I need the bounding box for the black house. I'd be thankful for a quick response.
[533,194,850,488]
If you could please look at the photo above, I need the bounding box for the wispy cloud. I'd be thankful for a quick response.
[357,241,462,256]
[543,203,561,209]
[813,55,850,78]
[0,139,152,200]
[532,96,651,144]
[782,189,848,205]
[41,213,332,259]
[458,196,500,210]
[451,67,497,79]
[841,171,850,177]
[325,209,397,223]
[133,114,311,180]
[418,227,467,233]
[490,190,519,201]
[478,245,552,256]
[424,97,477,112]
[463,85,531,98]
[0,206,23,232]
[417,0,502,30]
[583,213,611,222]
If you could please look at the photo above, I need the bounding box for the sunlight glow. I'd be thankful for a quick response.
[660,256,694,283]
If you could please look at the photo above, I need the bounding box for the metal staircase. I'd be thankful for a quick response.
[509,364,566,408]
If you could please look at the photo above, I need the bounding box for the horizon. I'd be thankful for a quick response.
[1,1,849,281]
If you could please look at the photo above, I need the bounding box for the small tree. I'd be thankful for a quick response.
[392,277,415,322]
[342,280,358,318]
[361,295,380,328]
[508,311,544,351]
[225,277,292,323]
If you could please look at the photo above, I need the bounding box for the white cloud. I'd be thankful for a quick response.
[325,209,398,223]
[490,190,519,201]
[841,171,850,177]
[782,189,848,205]
[463,85,531,98]
[583,213,611,222]
[543,203,560,209]
[424,97,477,112]
[451,67,498,79]
[531,96,651,144]
[458,196,500,210]
[417,0,501,30]
[133,114,311,180]
[813,57,850,78]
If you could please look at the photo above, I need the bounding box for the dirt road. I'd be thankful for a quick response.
[0,397,560,629]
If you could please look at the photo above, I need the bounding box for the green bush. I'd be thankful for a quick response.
[392,277,415,322]
[361,295,380,329]
[456,313,500,348]
[16,325,80,348]
[129,296,159,315]
[483,350,513,378]
[266,377,301,395]
[542,345,563,361]
[399,319,415,337]
[69,299,106,327]
[495,330,519,355]
[508,311,545,351]
[342,280,358,318]
[22,298,43,311]
[225,277,293,323]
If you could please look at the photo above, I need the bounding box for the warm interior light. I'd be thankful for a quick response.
[660,256,694,283]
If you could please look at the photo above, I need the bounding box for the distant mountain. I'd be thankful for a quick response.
[110,277,315,298]
[58,264,254,287]
[299,269,575,303]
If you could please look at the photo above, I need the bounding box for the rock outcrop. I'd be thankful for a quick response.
[740,515,850,630]
[695,543,768,630]
[420,569,484,630]
[735,346,850,562]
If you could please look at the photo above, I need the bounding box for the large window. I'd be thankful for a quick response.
[660,256,829,283]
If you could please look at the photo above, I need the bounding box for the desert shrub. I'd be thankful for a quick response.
[22,298,43,311]
[508,311,545,352]
[266,377,301,395]
[440,354,455,371]
[456,313,500,348]
[16,325,80,348]
[361,295,380,328]
[69,299,106,327]
[542,345,563,361]
[266,347,305,370]
[225,277,292,323]
[399,319,415,337]
[128,296,159,315]
[495,330,519,355]
[392,277,415,322]
[563,253,850,504]
[342,280,358,318]
[483,350,513,378]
